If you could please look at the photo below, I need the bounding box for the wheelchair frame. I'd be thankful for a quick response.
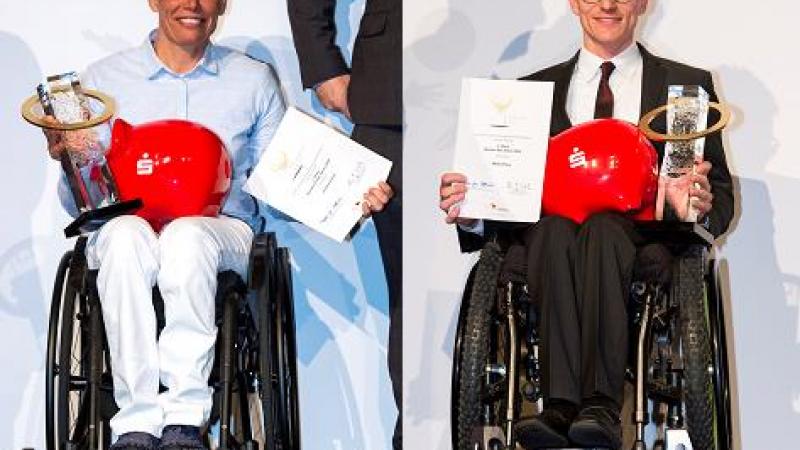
[44,232,301,450]
[450,222,733,450]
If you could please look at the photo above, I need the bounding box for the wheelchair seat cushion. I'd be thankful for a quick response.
[633,243,673,286]
[498,243,528,286]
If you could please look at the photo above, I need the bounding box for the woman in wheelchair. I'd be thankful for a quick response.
[42,1,393,449]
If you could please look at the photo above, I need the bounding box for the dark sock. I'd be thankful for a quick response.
[545,398,579,420]
[583,393,620,413]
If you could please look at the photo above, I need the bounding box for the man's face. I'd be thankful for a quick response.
[568,0,648,55]
[148,0,226,49]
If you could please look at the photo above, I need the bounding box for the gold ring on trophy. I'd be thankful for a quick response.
[20,88,116,130]
[638,101,731,142]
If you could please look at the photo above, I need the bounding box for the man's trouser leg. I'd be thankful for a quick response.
[350,124,402,449]
[524,215,581,406]
[574,213,639,408]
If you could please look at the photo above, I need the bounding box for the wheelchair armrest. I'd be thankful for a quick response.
[251,232,277,253]
[634,221,714,248]
[64,199,143,238]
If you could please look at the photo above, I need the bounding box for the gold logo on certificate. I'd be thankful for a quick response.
[489,91,513,128]
[265,149,290,172]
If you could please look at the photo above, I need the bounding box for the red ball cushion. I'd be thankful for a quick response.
[542,119,658,224]
[106,119,232,232]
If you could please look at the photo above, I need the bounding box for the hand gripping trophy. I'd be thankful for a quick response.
[639,85,732,223]
[20,72,141,236]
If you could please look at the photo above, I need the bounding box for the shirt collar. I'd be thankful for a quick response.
[574,42,641,83]
[141,29,219,79]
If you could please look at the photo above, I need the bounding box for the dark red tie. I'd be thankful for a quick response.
[594,61,616,119]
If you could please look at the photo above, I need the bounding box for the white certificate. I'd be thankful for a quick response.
[453,78,554,222]
[244,107,392,242]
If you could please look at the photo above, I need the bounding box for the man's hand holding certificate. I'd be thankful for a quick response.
[244,107,392,242]
[452,78,554,222]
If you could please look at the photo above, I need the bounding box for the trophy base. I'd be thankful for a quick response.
[64,199,143,238]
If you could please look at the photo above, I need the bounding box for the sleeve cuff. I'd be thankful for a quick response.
[699,214,711,231]
[457,219,484,236]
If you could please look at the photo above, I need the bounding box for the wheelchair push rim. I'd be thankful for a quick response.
[706,259,734,450]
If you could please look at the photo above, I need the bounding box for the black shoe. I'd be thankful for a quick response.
[567,406,622,449]
[110,432,159,450]
[515,408,573,449]
[159,425,205,450]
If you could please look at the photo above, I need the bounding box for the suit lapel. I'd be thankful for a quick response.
[638,43,667,120]
[638,43,668,160]
[549,51,579,135]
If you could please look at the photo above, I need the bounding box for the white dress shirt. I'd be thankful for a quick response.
[566,42,643,125]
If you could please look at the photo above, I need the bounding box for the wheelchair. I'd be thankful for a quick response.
[44,230,301,450]
[451,222,733,450]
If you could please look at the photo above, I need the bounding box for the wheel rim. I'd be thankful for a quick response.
[276,248,300,449]
[46,251,72,450]
[56,264,92,449]
[706,260,733,450]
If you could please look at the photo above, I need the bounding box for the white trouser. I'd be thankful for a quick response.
[88,215,253,437]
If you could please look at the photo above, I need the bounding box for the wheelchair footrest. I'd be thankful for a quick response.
[473,425,624,450]
[665,429,693,450]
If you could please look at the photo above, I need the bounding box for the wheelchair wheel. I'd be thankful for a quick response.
[251,234,301,450]
[46,240,104,450]
[675,252,717,450]
[451,242,505,450]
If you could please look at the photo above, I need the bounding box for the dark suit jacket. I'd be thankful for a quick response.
[457,43,735,252]
[287,0,401,126]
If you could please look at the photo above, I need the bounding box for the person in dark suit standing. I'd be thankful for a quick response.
[439,0,733,448]
[287,0,402,448]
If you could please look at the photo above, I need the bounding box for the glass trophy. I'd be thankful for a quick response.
[640,85,731,225]
[656,85,710,222]
[20,72,141,237]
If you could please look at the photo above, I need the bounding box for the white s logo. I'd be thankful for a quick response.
[137,153,154,175]
[569,147,588,169]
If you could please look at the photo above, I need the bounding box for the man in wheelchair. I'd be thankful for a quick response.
[42,1,393,449]
[439,0,733,448]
